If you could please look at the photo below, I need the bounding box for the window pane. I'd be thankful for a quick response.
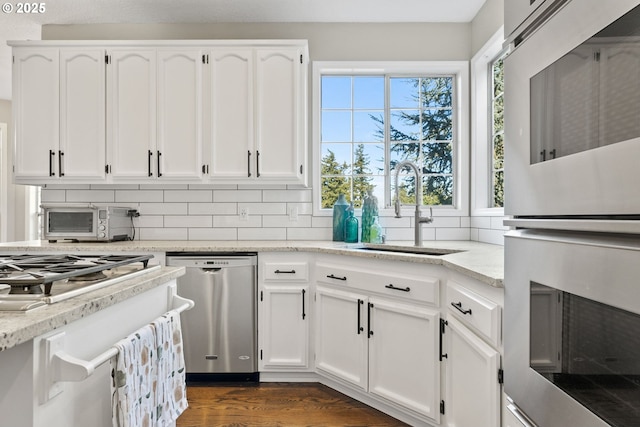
[390,143,419,167]
[322,111,351,142]
[421,77,452,108]
[357,143,385,175]
[322,76,351,109]
[321,176,352,209]
[321,143,352,175]
[391,110,420,141]
[422,142,452,174]
[354,111,384,142]
[422,109,452,141]
[423,175,453,206]
[354,77,384,109]
[393,174,419,205]
[493,170,504,208]
[493,93,504,133]
[390,78,419,108]
[493,134,504,170]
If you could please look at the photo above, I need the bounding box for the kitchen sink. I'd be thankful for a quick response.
[354,243,464,256]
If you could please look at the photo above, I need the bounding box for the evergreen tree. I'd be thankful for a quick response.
[352,144,373,208]
[321,150,351,208]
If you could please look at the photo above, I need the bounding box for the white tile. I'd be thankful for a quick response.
[287,202,313,215]
[139,184,188,190]
[382,217,411,228]
[135,216,164,228]
[478,228,506,245]
[188,203,237,215]
[239,228,287,240]
[43,184,90,190]
[164,215,213,228]
[213,190,262,202]
[436,227,470,240]
[287,227,332,240]
[469,228,480,241]
[460,216,471,228]
[164,190,213,203]
[91,184,139,190]
[66,190,115,203]
[189,184,238,190]
[312,216,332,228]
[385,227,435,241]
[262,189,312,203]
[263,215,312,228]
[115,190,163,203]
[139,228,188,240]
[138,203,188,215]
[40,189,66,202]
[427,216,460,228]
[490,215,509,230]
[238,203,287,215]
[238,184,287,190]
[213,215,262,228]
[188,228,237,240]
[470,216,491,229]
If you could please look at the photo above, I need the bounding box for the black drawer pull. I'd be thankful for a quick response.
[451,301,472,315]
[274,269,296,274]
[385,284,410,292]
[327,274,347,281]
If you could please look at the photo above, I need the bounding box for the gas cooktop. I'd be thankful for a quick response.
[0,254,157,311]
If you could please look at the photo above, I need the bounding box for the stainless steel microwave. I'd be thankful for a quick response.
[42,204,134,242]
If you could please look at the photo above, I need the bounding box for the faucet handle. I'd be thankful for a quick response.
[394,198,402,218]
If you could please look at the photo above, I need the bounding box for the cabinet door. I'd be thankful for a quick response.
[107,49,156,179]
[259,284,309,370]
[60,49,106,181]
[444,316,500,427]
[368,298,441,422]
[208,49,254,180]
[315,286,368,391]
[255,48,305,183]
[157,49,203,180]
[13,48,59,180]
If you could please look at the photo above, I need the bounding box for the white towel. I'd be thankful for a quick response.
[152,310,189,426]
[111,311,188,427]
[111,324,157,427]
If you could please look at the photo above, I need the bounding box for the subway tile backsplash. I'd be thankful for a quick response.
[41,185,506,244]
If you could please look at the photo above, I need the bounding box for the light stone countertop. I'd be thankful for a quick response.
[0,266,185,352]
[0,239,504,287]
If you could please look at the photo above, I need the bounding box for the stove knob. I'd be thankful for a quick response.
[99,232,106,238]
[99,225,106,231]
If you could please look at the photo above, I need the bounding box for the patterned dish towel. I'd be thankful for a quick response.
[111,310,188,427]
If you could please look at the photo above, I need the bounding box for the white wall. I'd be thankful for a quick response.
[36,20,507,244]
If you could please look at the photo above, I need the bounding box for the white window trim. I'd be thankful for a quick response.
[312,61,470,218]
[471,27,506,216]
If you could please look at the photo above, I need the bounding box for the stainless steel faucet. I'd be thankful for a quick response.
[393,160,434,247]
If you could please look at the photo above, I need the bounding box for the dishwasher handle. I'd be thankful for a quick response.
[201,267,223,273]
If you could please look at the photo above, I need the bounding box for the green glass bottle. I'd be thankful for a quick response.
[370,216,384,244]
[332,194,349,241]
[361,189,379,243]
[344,202,359,243]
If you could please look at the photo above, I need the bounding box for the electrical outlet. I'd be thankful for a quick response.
[240,207,249,221]
[289,206,299,221]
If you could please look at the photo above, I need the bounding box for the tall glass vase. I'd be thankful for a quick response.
[332,194,349,241]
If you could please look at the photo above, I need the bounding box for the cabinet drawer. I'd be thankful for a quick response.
[316,262,439,306]
[446,282,501,347]
[263,262,308,281]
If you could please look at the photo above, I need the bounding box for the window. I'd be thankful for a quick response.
[491,53,506,208]
[314,62,469,216]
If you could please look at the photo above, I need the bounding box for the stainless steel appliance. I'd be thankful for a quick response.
[42,203,135,242]
[165,253,258,379]
[0,253,157,311]
[504,1,640,426]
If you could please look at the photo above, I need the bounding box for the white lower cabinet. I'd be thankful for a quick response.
[258,254,310,372]
[315,257,442,425]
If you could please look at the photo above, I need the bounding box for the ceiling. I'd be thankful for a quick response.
[0,0,487,100]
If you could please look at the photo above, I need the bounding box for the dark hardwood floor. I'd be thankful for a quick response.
[176,382,409,427]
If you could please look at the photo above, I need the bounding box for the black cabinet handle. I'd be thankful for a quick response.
[148,150,153,176]
[58,151,65,177]
[540,149,546,161]
[274,269,296,274]
[247,150,252,177]
[157,151,162,177]
[550,149,557,159]
[368,302,374,338]
[385,284,410,292]
[451,301,472,315]
[256,150,261,178]
[357,299,364,334]
[49,150,55,176]
[326,274,347,281]
[439,318,448,361]
[301,289,306,320]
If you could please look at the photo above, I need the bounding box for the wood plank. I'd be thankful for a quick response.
[176,382,409,427]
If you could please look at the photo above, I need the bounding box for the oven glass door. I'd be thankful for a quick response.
[505,229,640,427]
[47,211,96,236]
[504,0,640,217]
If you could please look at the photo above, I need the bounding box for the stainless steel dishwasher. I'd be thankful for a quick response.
[166,253,258,380]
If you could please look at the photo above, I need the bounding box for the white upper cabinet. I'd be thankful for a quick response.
[157,49,203,180]
[13,47,106,182]
[10,40,308,186]
[107,49,157,180]
[207,48,254,180]
[60,49,106,181]
[255,48,307,185]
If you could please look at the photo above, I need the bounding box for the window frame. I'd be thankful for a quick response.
[471,27,506,216]
[312,61,469,218]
